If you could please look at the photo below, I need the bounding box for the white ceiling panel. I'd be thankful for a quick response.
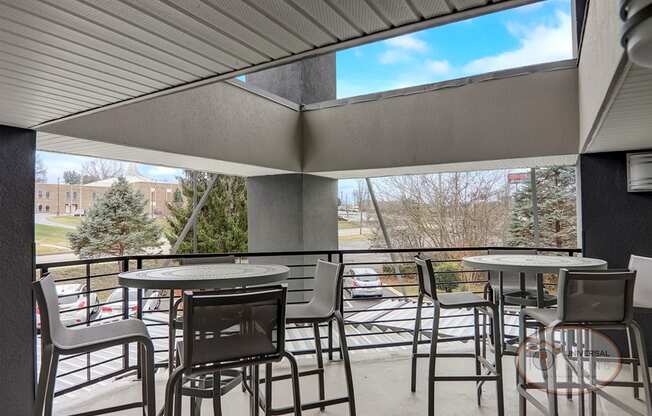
[0,0,534,130]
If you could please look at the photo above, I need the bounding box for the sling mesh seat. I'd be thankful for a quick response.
[411,256,504,416]
[259,260,356,416]
[518,269,652,416]
[164,286,301,416]
[33,274,156,416]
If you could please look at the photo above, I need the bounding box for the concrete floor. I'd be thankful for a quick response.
[54,343,647,416]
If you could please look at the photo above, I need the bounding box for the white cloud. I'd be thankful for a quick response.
[385,34,428,52]
[462,11,573,75]
[425,59,451,75]
[379,34,429,64]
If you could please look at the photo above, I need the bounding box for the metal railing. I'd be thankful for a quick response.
[35,246,580,397]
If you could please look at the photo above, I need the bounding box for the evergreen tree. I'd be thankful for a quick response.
[508,167,576,248]
[69,177,161,258]
[166,172,247,254]
[63,170,81,184]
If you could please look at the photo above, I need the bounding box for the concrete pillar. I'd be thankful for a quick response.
[0,125,36,415]
[246,174,338,301]
[246,53,336,104]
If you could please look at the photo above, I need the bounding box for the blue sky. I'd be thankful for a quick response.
[38,0,573,195]
[336,0,572,98]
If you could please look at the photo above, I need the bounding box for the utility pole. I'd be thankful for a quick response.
[530,168,541,247]
[57,177,60,215]
[191,171,198,253]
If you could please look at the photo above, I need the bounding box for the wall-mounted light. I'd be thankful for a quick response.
[621,0,652,68]
[627,152,652,191]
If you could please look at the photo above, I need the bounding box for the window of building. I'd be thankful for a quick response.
[73,191,77,199]
[45,191,50,199]
[66,192,70,200]
[45,205,50,213]
[92,192,97,201]
[38,204,42,212]
[174,190,182,203]
[38,190,42,198]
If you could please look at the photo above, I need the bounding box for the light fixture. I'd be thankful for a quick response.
[627,152,652,192]
[621,0,652,68]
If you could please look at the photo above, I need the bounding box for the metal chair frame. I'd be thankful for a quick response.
[164,286,301,416]
[33,273,156,416]
[254,260,356,416]
[518,269,652,416]
[411,256,505,416]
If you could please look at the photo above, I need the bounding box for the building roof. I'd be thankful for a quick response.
[84,164,166,187]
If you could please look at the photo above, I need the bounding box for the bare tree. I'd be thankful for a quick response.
[35,154,47,183]
[352,179,368,234]
[81,160,124,182]
[372,171,508,256]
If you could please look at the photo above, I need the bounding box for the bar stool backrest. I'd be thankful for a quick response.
[415,256,437,300]
[628,255,652,308]
[487,249,538,290]
[309,260,344,316]
[33,273,70,348]
[180,255,236,265]
[182,286,287,367]
[558,269,636,324]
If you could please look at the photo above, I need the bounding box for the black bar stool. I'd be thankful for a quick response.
[411,255,504,416]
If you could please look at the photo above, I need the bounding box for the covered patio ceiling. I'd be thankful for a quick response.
[0,0,540,129]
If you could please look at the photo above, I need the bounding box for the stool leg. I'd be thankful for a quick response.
[577,329,585,416]
[251,365,260,416]
[313,322,326,410]
[428,305,440,416]
[587,330,597,416]
[37,344,58,416]
[212,372,222,416]
[411,293,424,393]
[544,327,559,416]
[627,327,640,399]
[491,306,504,416]
[629,321,652,416]
[335,312,356,416]
[165,367,184,416]
[518,311,527,416]
[283,352,302,416]
[473,307,482,406]
[565,330,573,401]
[190,397,201,416]
[143,341,156,416]
[265,363,273,415]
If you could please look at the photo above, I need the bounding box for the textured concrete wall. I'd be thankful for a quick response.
[40,81,302,173]
[0,125,35,415]
[578,0,626,150]
[246,54,336,104]
[302,67,579,175]
[246,174,337,253]
[246,174,337,302]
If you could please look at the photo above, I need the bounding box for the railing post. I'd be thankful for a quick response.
[135,258,143,379]
[121,259,130,372]
[327,252,334,361]
[85,263,91,383]
[338,251,344,360]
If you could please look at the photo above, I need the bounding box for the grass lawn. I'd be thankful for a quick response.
[338,220,361,230]
[49,215,82,227]
[36,223,72,247]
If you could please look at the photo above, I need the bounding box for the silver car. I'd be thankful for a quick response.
[97,288,161,322]
[348,267,384,298]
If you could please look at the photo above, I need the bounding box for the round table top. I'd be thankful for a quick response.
[118,263,290,289]
[462,254,607,274]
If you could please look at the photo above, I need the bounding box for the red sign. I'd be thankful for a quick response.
[508,173,529,183]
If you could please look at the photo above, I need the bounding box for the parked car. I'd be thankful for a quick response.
[347,267,383,298]
[36,283,99,330]
[97,288,161,322]
[72,208,85,216]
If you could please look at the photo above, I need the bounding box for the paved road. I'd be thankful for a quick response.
[35,213,77,229]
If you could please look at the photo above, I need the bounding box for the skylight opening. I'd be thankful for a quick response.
[336,0,573,99]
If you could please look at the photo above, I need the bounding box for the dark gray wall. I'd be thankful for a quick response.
[579,152,652,267]
[0,125,35,415]
[246,53,336,104]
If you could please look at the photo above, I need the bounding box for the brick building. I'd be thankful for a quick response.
[35,165,182,218]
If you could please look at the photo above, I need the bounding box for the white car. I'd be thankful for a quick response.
[97,288,161,322]
[36,283,99,330]
[348,267,383,298]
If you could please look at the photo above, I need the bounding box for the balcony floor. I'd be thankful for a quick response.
[54,343,647,415]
